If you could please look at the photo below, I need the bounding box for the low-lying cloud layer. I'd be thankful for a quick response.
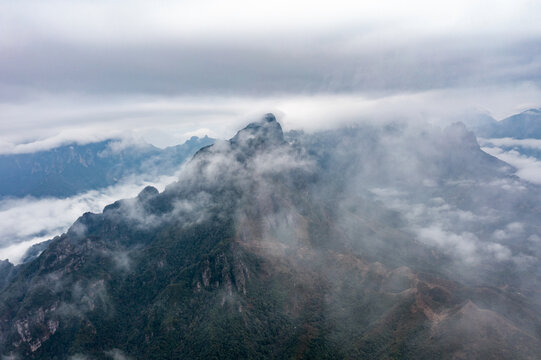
[0,173,178,264]
[2,86,541,154]
[481,140,541,184]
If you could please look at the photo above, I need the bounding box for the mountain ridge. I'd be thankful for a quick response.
[0,136,215,199]
[1,114,540,359]
[468,108,541,139]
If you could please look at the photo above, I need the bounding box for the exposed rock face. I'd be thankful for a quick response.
[13,304,59,352]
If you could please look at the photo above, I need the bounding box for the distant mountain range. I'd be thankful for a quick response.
[468,108,541,139]
[0,136,214,198]
[1,114,540,359]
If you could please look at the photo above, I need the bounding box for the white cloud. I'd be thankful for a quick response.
[369,186,520,265]
[482,147,541,184]
[479,138,541,150]
[0,173,177,264]
[416,226,481,264]
[0,235,52,266]
[0,2,539,155]
[1,83,541,155]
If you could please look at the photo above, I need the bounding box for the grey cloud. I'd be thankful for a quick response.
[370,186,514,265]
[57,279,111,319]
[304,121,541,288]
[105,189,214,231]
[3,85,541,157]
[2,38,541,99]
[492,222,525,241]
[100,249,132,272]
[1,1,541,156]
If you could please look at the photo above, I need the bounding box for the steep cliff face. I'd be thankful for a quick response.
[1,115,540,359]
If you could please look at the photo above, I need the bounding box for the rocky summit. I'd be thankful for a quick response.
[1,114,540,359]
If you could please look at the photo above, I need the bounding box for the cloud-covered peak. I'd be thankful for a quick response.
[137,185,159,202]
[230,113,285,150]
[443,122,480,149]
[262,113,277,123]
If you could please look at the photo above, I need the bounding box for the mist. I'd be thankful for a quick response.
[1,0,541,357]
[0,173,177,264]
[1,113,541,358]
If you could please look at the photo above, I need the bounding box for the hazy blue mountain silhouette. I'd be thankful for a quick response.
[0,136,214,198]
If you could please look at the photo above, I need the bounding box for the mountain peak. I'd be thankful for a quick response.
[137,185,159,202]
[263,112,277,123]
[522,108,541,115]
[444,122,480,149]
[230,113,284,150]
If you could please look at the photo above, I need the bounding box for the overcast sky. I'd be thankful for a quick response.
[1,0,541,152]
